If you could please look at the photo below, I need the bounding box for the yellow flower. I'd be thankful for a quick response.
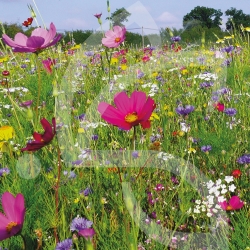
[152,72,158,77]
[149,112,160,121]
[70,44,81,50]
[181,69,188,75]
[121,64,127,70]
[224,35,233,40]
[167,111,174,117]
[216,39,225,44]
[189,62,194,68]
[78,128,85,133]
[0,141,8,152]
[244,27,250,32]
[74,198,80,203]
[203,103,207,108]
[164,104,170,110]
[188,147,196,154]
[0,126,14,141]
[111,57,118,64]
[0,56,8,63]
[178,131,185,137]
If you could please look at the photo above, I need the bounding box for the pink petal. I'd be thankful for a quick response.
[31,27,49,39]
[14,33,28,46]
[14,194,25,224]
[219,201,228,210]
[113,26,122,34]
[140,120,151,129]
[0,212,10,225]
[2,34,18,47]
[229,196,244,210]
[102,38,118,48]
[138,96,155,121]
[113,92,131,115]
[43,23,57,45]
[104,30,115,38]
[98,102,131,129]
[1,192,16,220]
[130,91,147,114]
[26,36,45,48]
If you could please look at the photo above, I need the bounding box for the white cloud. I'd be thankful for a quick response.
[156,12,179,23]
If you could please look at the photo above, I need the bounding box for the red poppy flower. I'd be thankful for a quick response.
[22,17,33,27]
[21,118,56,152]
[231,169,242,178]
[2,70,10,76]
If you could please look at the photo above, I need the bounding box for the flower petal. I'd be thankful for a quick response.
[113,92,131,115]
[1,192,16,220]
[26,36,45,48]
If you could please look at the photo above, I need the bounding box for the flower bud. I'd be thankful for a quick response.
[27,108,33,120]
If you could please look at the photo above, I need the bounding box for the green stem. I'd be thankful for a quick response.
[20,234,27,250]
[35,53,41,127]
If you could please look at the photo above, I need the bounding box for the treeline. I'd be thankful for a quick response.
[0,22,230,48]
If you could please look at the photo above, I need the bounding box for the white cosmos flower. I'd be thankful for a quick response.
[228,184,236,192]
[225,176,234,183]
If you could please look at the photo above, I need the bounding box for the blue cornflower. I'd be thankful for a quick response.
[175,105,195,116]
[55,238,73,250]
[171,36,181,42]
[132,151,139,159]
[70,217,93,232]
[201,145,212,153]
[237,154,250,164]
[224,108,237,116]
[80,187,92,196]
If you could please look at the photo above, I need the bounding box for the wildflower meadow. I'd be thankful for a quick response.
[0,1,249,250]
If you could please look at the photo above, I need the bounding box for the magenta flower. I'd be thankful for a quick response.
[78,228,96,240]
[98,91,156,130]
[102,26,126,48]
[42,58,56,74]
[0,192,25,240]
[2,23,62,53]
[94,13,102,19]
[219,196,244,211]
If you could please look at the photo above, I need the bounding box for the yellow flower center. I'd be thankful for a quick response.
[226,205,232,211]
[6,221,18,233]
[115,37,121,43]
[125,112,138,123]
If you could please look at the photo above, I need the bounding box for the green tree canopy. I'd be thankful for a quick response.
[225,8,250,30]
[106,7,131,26]
[183,6,223,29]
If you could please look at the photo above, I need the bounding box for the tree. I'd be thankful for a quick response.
[106,7,131,26]
[0,22,23,39]
[183,6,223,29]
[225,8,250,30]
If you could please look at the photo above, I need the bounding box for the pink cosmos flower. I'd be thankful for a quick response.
[42,58,56,74]
[0,192,25,240]
[102,26,126,48]
[98,91,156,130]
[219,196,244,211]
[2,23,62,53]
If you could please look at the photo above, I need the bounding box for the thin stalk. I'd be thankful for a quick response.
[20,234,27,250]
[54,146,62,243]
[35,54,41,127]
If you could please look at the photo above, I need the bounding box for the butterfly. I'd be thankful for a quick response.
[22,17,33,27]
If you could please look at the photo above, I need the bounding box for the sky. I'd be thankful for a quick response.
[1,0,250,35]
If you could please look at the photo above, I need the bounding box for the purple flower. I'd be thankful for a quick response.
[171,176,179,184]
[222,45,234,53]
[132,151,139,158]
[201,145,212,153]
[171,36,181,42]
[70,217,93,232]
[85,51,94,57]
[55,238,73,250]
[237,154,250,164]
[19,100,33,108]
[2,23,62,53]
[200,82,213,88]
[175,105,195,116]
[80,187,92,196]
[75,113,85,121]
[224,108,237,116]
[0,168,10,177]
[91,134,98,140]
[72,160,83,166]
